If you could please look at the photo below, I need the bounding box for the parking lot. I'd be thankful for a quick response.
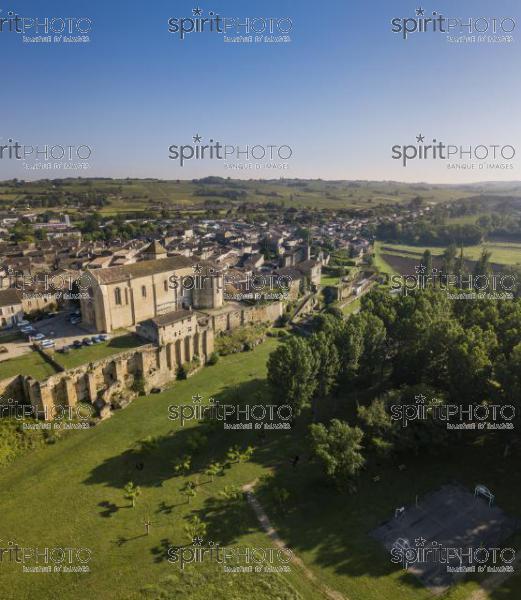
[0,310,95,362]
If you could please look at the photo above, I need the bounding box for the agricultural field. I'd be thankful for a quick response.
[0,178,493,214]
[380,242,521,266]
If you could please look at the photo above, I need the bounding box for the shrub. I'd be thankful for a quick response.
[207,351,219,365]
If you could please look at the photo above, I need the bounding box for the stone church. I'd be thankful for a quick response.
[81,251,224,333]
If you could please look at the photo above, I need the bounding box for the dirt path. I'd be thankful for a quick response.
[242,480,348,600]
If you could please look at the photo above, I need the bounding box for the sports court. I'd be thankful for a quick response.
[371,484,519,593]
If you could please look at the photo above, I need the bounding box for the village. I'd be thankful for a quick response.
[0,193,428,422]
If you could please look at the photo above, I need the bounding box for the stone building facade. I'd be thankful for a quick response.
[80,256,224,333]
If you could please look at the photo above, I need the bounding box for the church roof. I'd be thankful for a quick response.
[87,255,194,285]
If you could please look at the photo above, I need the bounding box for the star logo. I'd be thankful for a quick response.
[192,536,204,546]
[416,7,425,17]
[415,264,426,275]
[192,134,202,144]
[415,537,427,546]
[192,393,203,404]
[192,8,203,16]
[416,133,425,143]
[192,262,203,274]
[415,393,426,404]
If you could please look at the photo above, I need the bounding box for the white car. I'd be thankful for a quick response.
[40,339,55,348]
[17,319,30,327]
[32,333,45,340]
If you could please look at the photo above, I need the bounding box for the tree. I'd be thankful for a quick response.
[309,419,365,490]
[442,243,457,275]
[124,481,141,508]
[181,481,197,504]
[135,435,159,454]
[310,332,340,415]
[205,462,223,482]
[184,515,207,542]
[267,336,317,417]
[218,485,243,500]
[473,248,492,283]
[421,249,433,279]
[172,455,192,476]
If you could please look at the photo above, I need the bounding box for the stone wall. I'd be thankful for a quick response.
[12,327,214,421]
[208,301,283,333]
[0,374,26,404]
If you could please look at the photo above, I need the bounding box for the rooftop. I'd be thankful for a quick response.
[87,255,194,285]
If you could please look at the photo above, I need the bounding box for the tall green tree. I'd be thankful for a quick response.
[267,336,317,417]
[309,419,365,490]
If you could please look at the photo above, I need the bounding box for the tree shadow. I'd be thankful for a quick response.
[98,500,120,518]
[82,374,486,593]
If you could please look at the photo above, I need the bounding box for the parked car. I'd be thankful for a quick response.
[82,337,93,346]
[32,333,45,340]
[17,320,30,327]
[73,340,83,348]
[70,317,81,325]
[91,336,102,343]
[99,334,110,341]
[57,346,70,354]
[21,326,35,334]
[40,339,55,348]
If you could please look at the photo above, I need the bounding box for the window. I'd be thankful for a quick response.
[164,280,168,292]
[114,287,122,305]
[124,289,128,305]
[141,285,147,298]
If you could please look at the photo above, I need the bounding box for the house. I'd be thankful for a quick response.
[0,288,23,329]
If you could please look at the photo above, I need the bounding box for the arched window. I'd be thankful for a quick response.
[141,285,147,298]
[114,287,122,305]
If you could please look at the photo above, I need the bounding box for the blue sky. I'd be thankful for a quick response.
[1,0,520,182]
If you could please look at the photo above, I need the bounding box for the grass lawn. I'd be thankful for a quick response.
[0,339,312,600]
[321,275,340,287]
[381,241,521,266]
[0,350,57,381]
[52,333,146,370]
[342,296,362,316]
[1,337,519,600]
[373,242,399,277]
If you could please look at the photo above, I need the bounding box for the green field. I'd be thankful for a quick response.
[1,336,518,599]
[52,333,145,370]
[0,178,490,214]
[0,351,58,381]
[373,241,399,277]
[380,241,521,266]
